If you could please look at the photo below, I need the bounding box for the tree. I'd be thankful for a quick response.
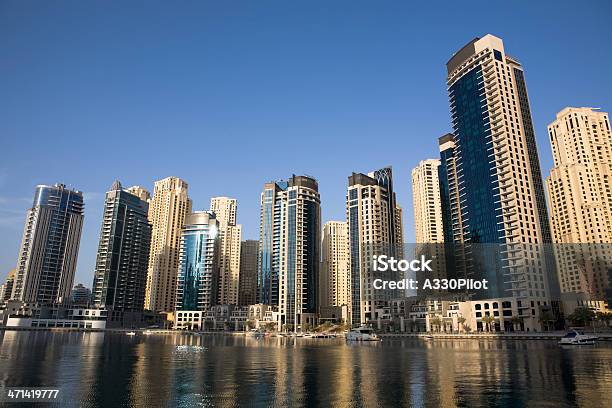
[595,311,612,328]
[262,321,277,332]
[510,316,523,332]
[302,323,313,333]
[568,307,595,327]
[430,317,442,332]
[481,315,495,332]
[538,311,555,332]
[246,320,256,330]
[462,324,472,334]
[457,317,466,333]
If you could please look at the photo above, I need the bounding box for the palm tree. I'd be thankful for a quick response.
[430,317,442,332]
[457,317,466,333]
[595,311,612,329]
[510,316,523,332]
[568,307,595,327]
[538,311,555,332]
[481,315,495,332]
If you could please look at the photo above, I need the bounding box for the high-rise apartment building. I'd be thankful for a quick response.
[12,184,84,304]
[71,283,92,305]
[412,159,444,243]
[347,167,403,325]
[210,197,242,305]
[546,107,612,300]
[258,175,321,329]
[238,240,258,306]
[440,35,555,321]
[321,221,350,308]
[145,177,191,313]
[1,269,16,301]
[92,181,152,311]
[125,186,151,202]
[175,211,220,312]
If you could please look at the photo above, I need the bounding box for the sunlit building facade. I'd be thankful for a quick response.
[257,175,321,329]
[546,107,612,303]
[440,34,557,329]
[12,184,84,304]
[145,177,191,312]
[92,180,152,311]
[210,197,242,305]
[347,167,403,325]
[321,221,350,309]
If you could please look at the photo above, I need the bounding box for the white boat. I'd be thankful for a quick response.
[143,330,153,335]
[345,326,381,341]
[126,331,136,336]
[559,330,598,345]
[247,330,265,338]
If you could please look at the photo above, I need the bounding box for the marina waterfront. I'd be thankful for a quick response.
[0,331,611,407]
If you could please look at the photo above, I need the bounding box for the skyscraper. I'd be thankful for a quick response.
[210,197,242,305]
[258,175,321,329]
[71,283,92,305]
[175,211,219,312]
[412,158,447,285]
[12,184,84,304]
[546,107,612,300]
[321,221,350,308]
[0,269,16,301]
[441,34,555,309]
[145,177,191,313]
[125,186,151,202]
[238,240,258,306]
[412,159,444,243]
[347,167,403,325]
[92,181,152,311]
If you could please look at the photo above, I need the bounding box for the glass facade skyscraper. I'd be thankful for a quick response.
[92,180,152,312]
[12,184,84,304]
[441,34,556,309]
[257,175,321,329]
[175,211,220,311]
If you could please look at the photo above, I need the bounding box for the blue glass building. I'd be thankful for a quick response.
[176,211,219,311]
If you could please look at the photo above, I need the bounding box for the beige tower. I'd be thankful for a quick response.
[546,107,612,301]
[125,186,151,202]
[145,177,191,313]
[412,159,444,243]
[347,167,403,325]
[321,221,350,308]
[210,197,242,305]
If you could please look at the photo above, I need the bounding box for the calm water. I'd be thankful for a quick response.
[0,331,611,407]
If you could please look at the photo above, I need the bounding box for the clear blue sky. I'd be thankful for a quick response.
[1,1,611,286]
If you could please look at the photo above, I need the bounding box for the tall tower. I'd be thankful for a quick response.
[0,269,16,301]
[238,240,259,306]
[210,197,242,305]
[12,184,84,304]
[347,167,403,325]
[546,107,612,301]
[412,159,444,243]
[145,177,191,313]
[321,221,350,308]
[257,175,321,329]
[441,34,554,304]
[175,211,220,311]
[92,181,152,311]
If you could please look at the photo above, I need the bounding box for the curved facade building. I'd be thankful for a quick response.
[175,211,219,311]
[12,184,84,304]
